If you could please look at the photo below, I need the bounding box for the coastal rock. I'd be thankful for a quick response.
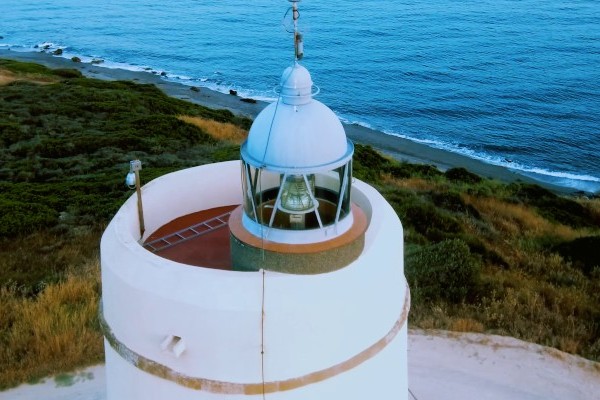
[240,97,256,104]
[91,59,104,65]
[53,48,63,55]
[71,56,81,63]
[160,71,167,76]
[229,89,238,96]
[190,86,200,92]
[43,44,51,50]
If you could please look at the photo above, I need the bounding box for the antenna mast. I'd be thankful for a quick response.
[289,0,303,60]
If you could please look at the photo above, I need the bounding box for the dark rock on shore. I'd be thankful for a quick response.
[53,48,63,55]
[240,97,256,104]
[229,89,238,96]
[71,56,81,63]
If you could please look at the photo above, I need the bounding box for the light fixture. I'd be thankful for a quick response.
[280,174,315,212]
[125,172,136,188]
[280,174,316,229]
[125,160,142,189]
[125,160,145,238]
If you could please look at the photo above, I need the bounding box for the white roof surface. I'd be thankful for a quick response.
[242,63,351,171]
[279,63,313,105]
[2,330,597,400]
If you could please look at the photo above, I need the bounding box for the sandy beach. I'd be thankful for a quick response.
[0,49,575,193]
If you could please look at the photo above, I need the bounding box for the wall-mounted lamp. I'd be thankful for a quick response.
[125,160,145,238]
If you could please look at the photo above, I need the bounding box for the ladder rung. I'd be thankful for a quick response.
[143,210,233,253]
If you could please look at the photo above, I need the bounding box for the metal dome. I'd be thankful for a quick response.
[242,63,352,172]
[279,63,313,105]
[242,100,351,171]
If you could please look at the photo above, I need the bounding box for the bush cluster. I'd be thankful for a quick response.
[0,62,250,238]
[406,239,481,303]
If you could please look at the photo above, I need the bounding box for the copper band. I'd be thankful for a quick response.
[100,281,410,395]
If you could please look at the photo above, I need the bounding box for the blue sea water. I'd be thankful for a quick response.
[2,0,599,192]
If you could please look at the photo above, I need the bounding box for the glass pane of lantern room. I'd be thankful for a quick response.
[341,160,351,216]
[242,166,283,225]
[242,161,256,220]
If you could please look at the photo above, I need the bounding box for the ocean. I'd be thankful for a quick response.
[2,0,599,193]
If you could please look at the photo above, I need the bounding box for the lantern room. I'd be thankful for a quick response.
[239,63,354,245]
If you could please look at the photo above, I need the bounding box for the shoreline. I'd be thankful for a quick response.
[0,49,584,195]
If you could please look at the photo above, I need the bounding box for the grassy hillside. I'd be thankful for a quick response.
[1,59,599,389]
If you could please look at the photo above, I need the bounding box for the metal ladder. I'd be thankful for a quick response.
[143,211,232,253]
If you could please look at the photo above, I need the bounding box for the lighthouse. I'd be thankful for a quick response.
[100,1,409,398]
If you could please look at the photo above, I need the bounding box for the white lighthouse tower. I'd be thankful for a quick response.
[100,1,409,398]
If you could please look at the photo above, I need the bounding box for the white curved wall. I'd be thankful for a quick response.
[101,161,408,399]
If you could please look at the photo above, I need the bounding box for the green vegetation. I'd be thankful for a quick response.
[354,144,600,360]
[0,59,249,292]
[0,59,249,389]
[1,59,599,389]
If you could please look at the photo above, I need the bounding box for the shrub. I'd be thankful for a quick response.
[431,191,481,218]
[0,199,57,236]
[0,121,25,146]
[406,239,481,302]
[353,144,390,182]
[211,144,241,162]
[388,162,442,179]
[53,69,82,79]
[445,167,482,184]
[0,60,53,75]
[511,183,599,228]
[553,236,600,276]
[404,203,462,242]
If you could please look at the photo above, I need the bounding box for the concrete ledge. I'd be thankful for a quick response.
[229,206,367,274]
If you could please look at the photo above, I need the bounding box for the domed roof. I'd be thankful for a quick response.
[279,63,313,105]
[242,62,352,171]
[242,99,351,171]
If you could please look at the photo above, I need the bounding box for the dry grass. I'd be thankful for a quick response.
[396,179,599,360]
[0,67,58,86]
[578,197,600,216]
[381,174,442,191]
[450,318,485,333]
[178,115,248,144]
[464,195,578,239]
[0,259,103,390]
[0,230,101,295]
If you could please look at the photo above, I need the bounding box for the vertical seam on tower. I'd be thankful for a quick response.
[261,268,266,399]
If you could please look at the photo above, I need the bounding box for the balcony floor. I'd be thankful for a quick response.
[143,205,239,270]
